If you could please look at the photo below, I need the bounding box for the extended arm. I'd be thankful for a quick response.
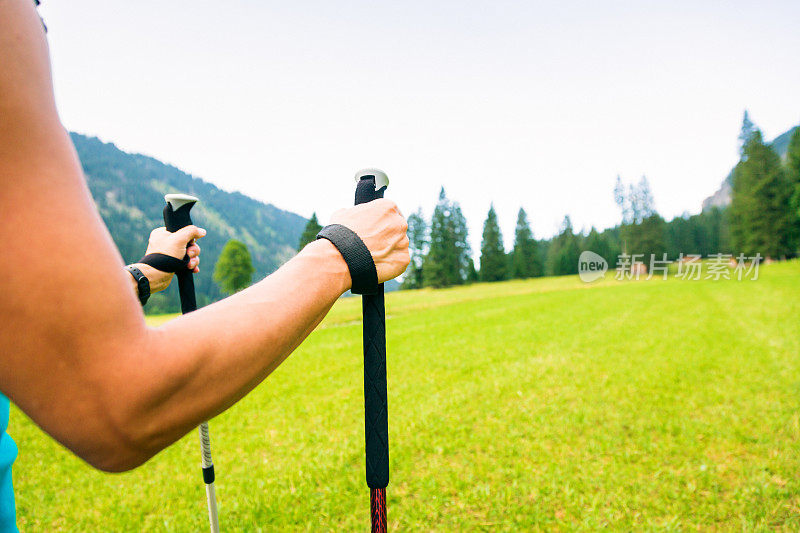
[0,0,409,472]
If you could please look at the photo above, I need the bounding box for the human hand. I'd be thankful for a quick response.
[134,226,206,293]
[329,199,410,284]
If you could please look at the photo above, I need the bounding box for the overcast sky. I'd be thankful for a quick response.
[39,0,800,250]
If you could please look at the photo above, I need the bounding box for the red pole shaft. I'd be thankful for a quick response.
[370,488,387,533]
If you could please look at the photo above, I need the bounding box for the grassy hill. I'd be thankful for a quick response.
[11,262,800,530]
[72,133,308,312]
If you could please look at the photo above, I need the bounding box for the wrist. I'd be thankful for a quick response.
[124,264,151,306]
[302,239,351,295]
[315,224,380,295]
[132,263,170,293]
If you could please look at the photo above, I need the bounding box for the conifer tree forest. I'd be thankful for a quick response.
[402,113,800,288]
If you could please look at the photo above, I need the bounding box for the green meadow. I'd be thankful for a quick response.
[11,261,800,531]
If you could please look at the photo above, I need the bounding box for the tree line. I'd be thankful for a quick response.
[395,112,800,288]
[146,110,800,305]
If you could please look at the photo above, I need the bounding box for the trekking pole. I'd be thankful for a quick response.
[163,194,220,533]
[354,169,391,533]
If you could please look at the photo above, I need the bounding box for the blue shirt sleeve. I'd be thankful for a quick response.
[0,394,18,532]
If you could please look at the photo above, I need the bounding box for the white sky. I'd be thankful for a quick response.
[39,0,800,251]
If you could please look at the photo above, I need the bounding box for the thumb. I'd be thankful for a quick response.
[173,225,207,245]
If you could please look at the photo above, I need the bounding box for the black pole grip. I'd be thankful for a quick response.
[163,199,198,314]
[355,175,389,489]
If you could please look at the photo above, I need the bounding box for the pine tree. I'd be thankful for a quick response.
[423,188,471,288]
[479,204,507,282]
[450,201,472,283]
[730,129,794,258]
[614,175,629,223]
[298,213,323,250]
[738,110,756,154]
[466,258,479,283]
[213,239,255,294]
[700,207,731,256]
[423,189,454,288]
[545,216,582,276]
[510,208,540,278]
[584,227,614,265]
[614,175,660,257]
[787,128,800,252]
[665,215,693,259]
[788,128,800,196]
[615,175,654,225]
[402,208,428,289]
[629,213,667,259]
[634,176,656,223]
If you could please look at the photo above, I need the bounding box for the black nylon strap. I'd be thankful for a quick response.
[139,253,188,273]
[316,224,379,295]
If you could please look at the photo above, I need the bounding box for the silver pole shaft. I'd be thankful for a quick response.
[205,482,219,533]
[199,422,219,533]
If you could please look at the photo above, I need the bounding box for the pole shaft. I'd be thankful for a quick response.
[370,488,387,533]
[163,199,219,533]
[206,482,219,533]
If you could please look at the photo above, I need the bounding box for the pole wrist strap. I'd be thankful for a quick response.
[139,253,188,273]
[316,224,379,295]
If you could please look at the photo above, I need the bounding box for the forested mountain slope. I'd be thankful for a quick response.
[71,133,307,312]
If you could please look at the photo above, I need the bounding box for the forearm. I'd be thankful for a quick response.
[104,239,349,468]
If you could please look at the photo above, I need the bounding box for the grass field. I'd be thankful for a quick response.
[10,261,800,531]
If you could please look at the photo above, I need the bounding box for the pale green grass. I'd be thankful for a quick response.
[10,262,800,531]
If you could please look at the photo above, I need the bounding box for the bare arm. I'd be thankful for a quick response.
[0,0,409,472]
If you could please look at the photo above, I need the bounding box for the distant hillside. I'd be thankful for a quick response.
[72,133,307,313]
[702,125,798,210]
